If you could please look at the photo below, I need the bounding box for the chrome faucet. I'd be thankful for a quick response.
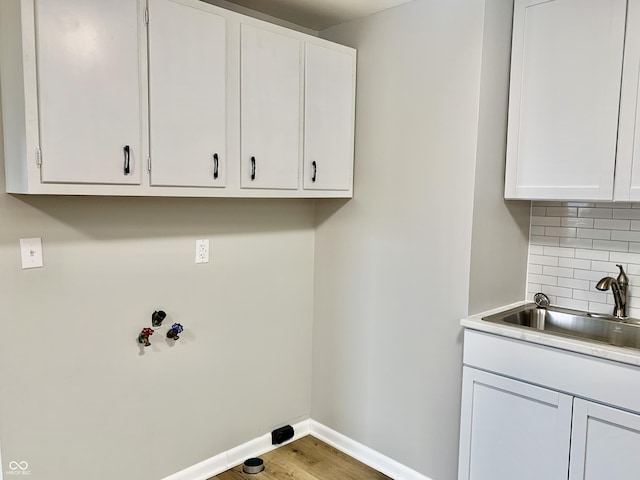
[596,264,629,320]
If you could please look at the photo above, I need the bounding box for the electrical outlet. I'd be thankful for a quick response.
[195,239,209,264]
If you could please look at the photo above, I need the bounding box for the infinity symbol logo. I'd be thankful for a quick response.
[9,461,28,471]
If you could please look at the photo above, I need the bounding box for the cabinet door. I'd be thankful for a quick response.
[240,24,300,190]
[148,0,226,188]
[303,44,355,191]
[35,0,143,185]
[615,0,640,201]
[504,0,626,200]
[458,367,572,480]
[569,399,640,480]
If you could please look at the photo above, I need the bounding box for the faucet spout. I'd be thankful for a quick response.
[595,264,629,320]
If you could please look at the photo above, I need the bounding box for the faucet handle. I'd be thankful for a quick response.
[616,264,629,287]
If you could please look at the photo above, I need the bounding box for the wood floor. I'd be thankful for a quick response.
[210,435,393,480]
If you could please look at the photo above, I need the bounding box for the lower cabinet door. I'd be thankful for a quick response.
[569,399,640,480]
[458,367,573,480]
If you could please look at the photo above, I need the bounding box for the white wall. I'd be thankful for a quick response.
[468,0,531,314]
[0,92,315,479]
[313,2,486,478]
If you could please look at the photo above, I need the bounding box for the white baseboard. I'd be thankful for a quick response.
[162,419,311,480]
[162,418,430,480]
[309,420,432,480]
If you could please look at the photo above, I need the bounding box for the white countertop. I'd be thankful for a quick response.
[461,301,640,367]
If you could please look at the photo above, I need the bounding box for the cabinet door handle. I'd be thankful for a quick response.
[123,145,131,175]
[213,153,219,180]
[312,161,317,183]
[251,156,256,181]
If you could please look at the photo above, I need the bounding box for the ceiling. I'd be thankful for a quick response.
[221,0,415,31]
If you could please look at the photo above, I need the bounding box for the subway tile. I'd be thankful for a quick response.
[626,296,640,309]
[559,238,593,249]
[629,243,640,253]
[628,307,640,319]
[613,208,640,219]
[557,277,590,290]
[600,202,630,208]
[530,255,559,266]
[543,246,575,258]
[535,201,562,207]
[529,274,558,286]
[530,225,546,235]
[632,203,640,208]
[628,264,640,275]
[574,289,609,303]
[591,260,627,273]
[545,227,576,238]
[627,274,640,285]
[609,251,640,265]
[578,208,612,218]
[543,285,573,298]
[589,301,612,315]
[531,236,560,246]
[531,216,562,226]
[542,266,573,278]
[527,283,542,294]
[562,217,594,228]
[611,230,640,242]
[528,264,543,274]
[546,207,577,217]
[574,269,609,281]
[594,219,631,230]
[531,206,546,216]
[559,257,591,269]
[565,202,595,207]
[592,240,629,252]
[554,297,589,311]
[631,220,640,231]
[576,228,611,240]
[529,245,545,255]
[575,249,609,261]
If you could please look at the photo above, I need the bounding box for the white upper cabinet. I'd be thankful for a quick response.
[147,0,226,188]
[615,0,640,200]
[240,24,301,190]
[303,43,356,191]
[0,0,356,197]
[35,0,144,185]
[505,0,627,200]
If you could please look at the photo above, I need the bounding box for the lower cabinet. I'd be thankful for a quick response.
[459,367,640,480]
[570,399,640,480]
[458,367,572,480]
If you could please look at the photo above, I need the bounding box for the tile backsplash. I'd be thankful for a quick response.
[527,201,640,318]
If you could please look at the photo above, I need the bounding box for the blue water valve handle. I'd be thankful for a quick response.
[167,323,184,340]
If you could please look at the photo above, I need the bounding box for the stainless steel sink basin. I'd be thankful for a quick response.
[482,304,640,350]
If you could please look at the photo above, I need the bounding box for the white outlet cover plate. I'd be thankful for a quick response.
[20,237,44,269]
[195,239,209,264]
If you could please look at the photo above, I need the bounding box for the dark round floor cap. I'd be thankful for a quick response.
[242,457,265,474]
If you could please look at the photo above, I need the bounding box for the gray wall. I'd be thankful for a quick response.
[313,2,486,478]
[313,1,531,478]
[468,0,530,315]
[0,94,315,478]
